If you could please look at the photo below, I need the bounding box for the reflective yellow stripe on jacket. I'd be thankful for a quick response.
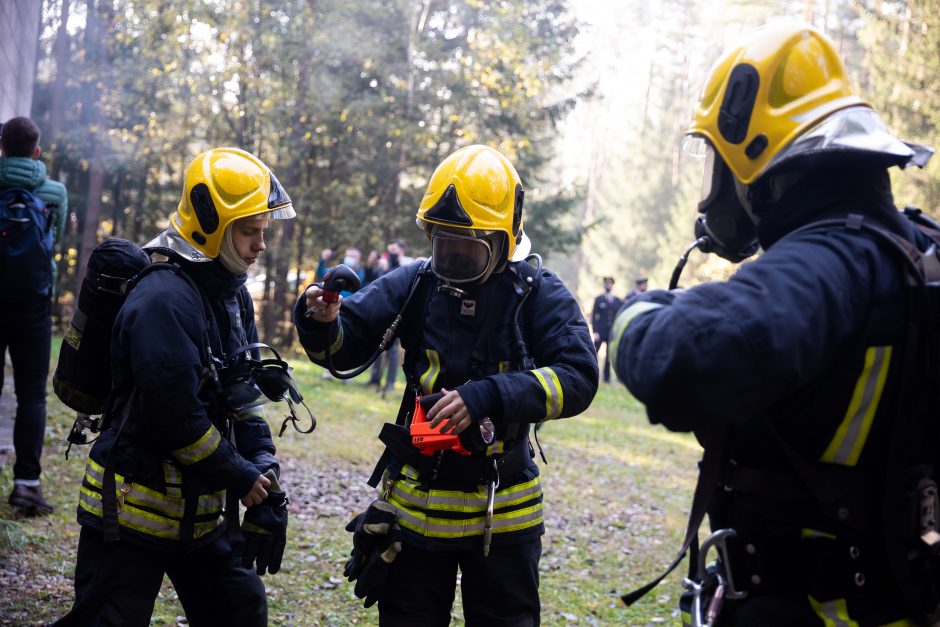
[820,346,892,466]
[172,426,222,465]
[531,367,563,420]
[80,459,223,541]
[386,473,543,539]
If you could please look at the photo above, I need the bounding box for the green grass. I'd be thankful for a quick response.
[0,343,702,626]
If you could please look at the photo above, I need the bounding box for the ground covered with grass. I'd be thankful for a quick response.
[0,345,701,626]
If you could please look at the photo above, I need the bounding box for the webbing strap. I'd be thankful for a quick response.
[621,425,726,605]
[102,392,135,543]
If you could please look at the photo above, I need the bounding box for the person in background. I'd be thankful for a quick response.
[625,277,647,300]
[591,277,622,384]
[367,240,412,395]
[363,250,382,286]
[0,116,68,516]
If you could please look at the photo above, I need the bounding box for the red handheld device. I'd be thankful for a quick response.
[410,394,471,456]
[321,264,362,303]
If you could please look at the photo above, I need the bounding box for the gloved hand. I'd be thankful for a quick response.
[241,469,288,575]
[343,499,403,607]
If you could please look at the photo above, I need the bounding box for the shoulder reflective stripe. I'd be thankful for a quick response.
[420,349,441,394]
[390,500,543,538]
[808,596,859,627]
[499,361,511,373]
[532,367,563,420]
[609,301,663,375]
[172,426,222,466]
[390,477,542,513]
[307,326,345,360]
[820,346,892,466]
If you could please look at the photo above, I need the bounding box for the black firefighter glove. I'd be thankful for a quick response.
[241,469,288,575]
[343,499,403,608]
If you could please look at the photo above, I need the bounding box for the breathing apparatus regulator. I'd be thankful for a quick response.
[668,137,760,290]
[214,343,316,437]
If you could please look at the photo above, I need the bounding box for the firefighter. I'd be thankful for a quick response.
[611,22,936,626]
[56,148,294,626]
[295,144,598,625]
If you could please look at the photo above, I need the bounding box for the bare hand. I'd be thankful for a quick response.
[241,473,271,507]
[304,285,342,323]
[427,388,473,435]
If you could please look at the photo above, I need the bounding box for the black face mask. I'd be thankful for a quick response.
[696,151,759,263]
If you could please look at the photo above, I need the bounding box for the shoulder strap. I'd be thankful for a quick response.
[400,261,435,386]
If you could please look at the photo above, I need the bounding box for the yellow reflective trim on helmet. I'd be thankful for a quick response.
[531,367,563,420]
[420,349,441,395]
[819,346,892,467]
[801,528,837,540]
[609,301,664,376]
[808,595,859,627]
[172,426,222,466]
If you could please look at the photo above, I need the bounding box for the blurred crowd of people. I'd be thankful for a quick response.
[313,239,416,394]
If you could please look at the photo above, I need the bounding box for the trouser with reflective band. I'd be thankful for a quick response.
[378,537,541,627]
[55,526,266,627]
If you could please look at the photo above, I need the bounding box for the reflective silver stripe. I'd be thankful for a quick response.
[391,501,543,538]
[85,459,197,519]
[197,491,226,516]
[80,486,223,540]
[420,349,441,394]
[163,460,182,497]
[609,301,663,375]
[532,367,563,420]
[820,346,892,466]
[307,326,345,360]
[80,486,180,540]
[235,405,265,422]
[172,426,222,465]
[808,595,858,627]
[390,477,542,513]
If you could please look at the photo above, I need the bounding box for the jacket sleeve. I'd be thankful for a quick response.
[466,269,599,424]
[293,261,423,371]
[232,288,279,477]
[118,276,261,498]
[611,230,883,431]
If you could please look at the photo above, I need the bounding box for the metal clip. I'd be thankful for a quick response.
[681,528,746,627]
[483,459,500,557]
[117,481,132,512]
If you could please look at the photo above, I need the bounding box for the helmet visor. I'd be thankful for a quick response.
[683,136,718,205]
[431,229,493,283]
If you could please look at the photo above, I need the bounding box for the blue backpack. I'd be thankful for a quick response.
[0,186,54,297]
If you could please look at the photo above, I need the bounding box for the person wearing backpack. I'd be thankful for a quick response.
[56,147,293,626]
[0,116,68,515]
[295,145,598,625]
[610,23,937,625]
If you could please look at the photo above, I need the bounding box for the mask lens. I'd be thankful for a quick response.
[431,230,492,283]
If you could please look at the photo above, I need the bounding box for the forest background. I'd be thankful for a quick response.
[30,0,940,341]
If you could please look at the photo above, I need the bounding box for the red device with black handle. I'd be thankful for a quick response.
[410,393,471,456]
[321,264,362,303]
